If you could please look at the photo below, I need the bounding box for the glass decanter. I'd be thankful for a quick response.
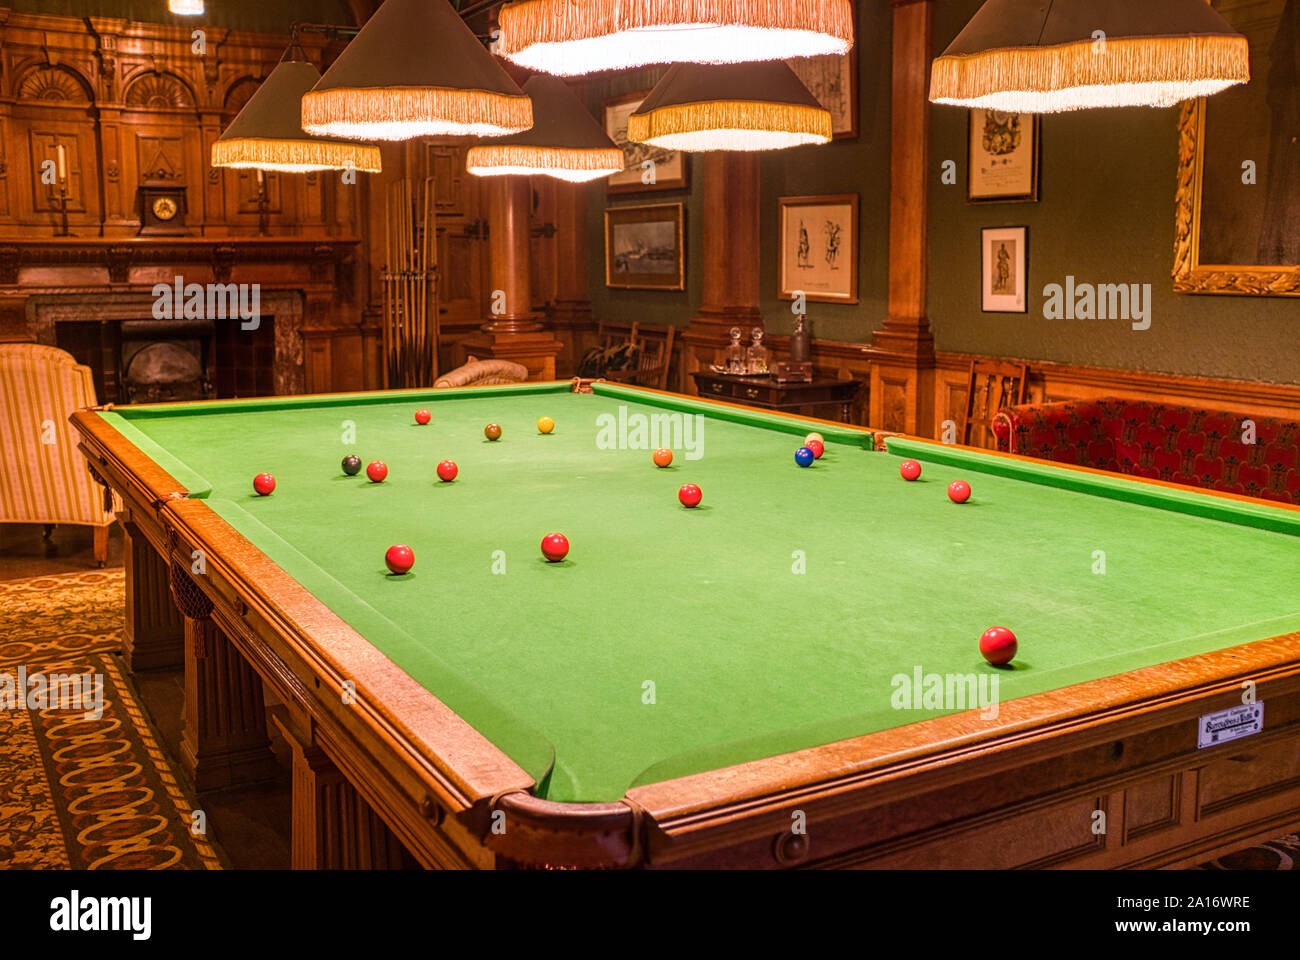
[745,327,769,375]
[724,326,746,374]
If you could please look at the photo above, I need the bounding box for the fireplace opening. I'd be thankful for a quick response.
[55,314,278,403]
[121,320,213,404]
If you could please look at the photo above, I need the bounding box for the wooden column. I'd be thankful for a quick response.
[179,614,278,792]
[458,176,562,380]
[683,152,762,390]
[548,180,592,376]
[866,0,936,436]
[121,521,184,671]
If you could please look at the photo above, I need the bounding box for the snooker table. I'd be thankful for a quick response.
[70,380,1300,869]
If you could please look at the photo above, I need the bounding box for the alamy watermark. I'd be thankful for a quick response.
[0,666,103,720]
[152,276,261,330]
[596,405,705,460]
[890,665,1001,719]
[1042,275,1151,331]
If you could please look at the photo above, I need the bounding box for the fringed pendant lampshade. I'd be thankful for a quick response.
[301,0,533,141]
[497,0,855,76]
[930,0,1250,113]
[627,61,832,152]
[466,75,625,182]
[212,59,382,173]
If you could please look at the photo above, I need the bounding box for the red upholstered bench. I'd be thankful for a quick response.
[992,398,1300,505]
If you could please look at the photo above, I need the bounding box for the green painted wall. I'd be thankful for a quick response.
[585,0,895,345]
[584,66,703,329]
[587,0,1295,386]
[928,0,1298,385]
[5,0,353,33]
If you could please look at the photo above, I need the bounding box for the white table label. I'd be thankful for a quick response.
[1197,703,1264,749]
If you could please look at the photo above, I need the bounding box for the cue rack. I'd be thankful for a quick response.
[382,176,439,388]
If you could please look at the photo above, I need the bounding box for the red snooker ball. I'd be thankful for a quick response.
[899,459,922,481]
[979,625,1018,666]
[414,408,431,425]
[541,532,569,562]
[436,459,458,482]
[806,439,825,459]
[947,479,971,503]
[653,447,673,468]
[385,544,414,575]
[252,473,276,496]
[678,483,702,508]
[366,461,388,483]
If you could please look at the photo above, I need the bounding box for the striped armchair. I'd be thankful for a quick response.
[0,344,116,564]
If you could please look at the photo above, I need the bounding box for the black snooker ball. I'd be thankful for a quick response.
[341,454,362,476]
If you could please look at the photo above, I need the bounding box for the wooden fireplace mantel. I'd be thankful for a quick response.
[0,235,376,396]
[0,236,359,287]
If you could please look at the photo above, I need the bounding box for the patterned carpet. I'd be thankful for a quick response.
[1199,835,1299,870]
[0,571,221,869]
[0,570,1293,870]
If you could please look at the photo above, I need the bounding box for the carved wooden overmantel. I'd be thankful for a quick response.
[0,10,361,239]
[0,10,379,393]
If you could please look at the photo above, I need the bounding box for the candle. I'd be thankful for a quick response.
[56,144,67,182]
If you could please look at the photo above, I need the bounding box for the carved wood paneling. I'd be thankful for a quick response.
[122,71,195,110]
[0,11,358,239]
[18,64,92,102]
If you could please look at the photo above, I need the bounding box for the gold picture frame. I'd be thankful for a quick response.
[787,0,858,140]
[604,203,685,291]
[602,90,690,195]
[1172,0,1299,297]
[777,195,859,304]
[1173,100,1300,297]
[967,109,1039,203]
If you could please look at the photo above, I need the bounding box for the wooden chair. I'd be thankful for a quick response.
[595,320,637,352]
[962,360,1029,447]
[630,325,675,390]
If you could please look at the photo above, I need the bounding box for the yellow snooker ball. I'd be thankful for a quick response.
[537,416,555,434]
[804,432,824,447]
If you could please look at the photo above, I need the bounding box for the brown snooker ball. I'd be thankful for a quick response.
[484,423,502,441]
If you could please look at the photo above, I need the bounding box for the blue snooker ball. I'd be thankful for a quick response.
[795,446,815,467]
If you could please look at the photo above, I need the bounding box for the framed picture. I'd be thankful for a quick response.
[602,90,689,195]
[967,109,1039,203]
[604,203,685,291]
[787,1,858,140]
[777,195,859,304]
[1173,0,1299,297]
[981,226,1028,313]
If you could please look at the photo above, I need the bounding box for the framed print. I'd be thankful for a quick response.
[603,90,689,195]
[981,226,1028,313]
[605,203,685,291]
[787,1,858,140]
[1173,0,1299,297]
[777,195,859,304]
[967,109,1039,203]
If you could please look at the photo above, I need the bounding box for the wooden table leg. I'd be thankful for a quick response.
[122,521,184,671]
[180,615,278,792]
[271,709,413,869]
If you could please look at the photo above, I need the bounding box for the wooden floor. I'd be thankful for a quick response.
[0,520,293,869]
